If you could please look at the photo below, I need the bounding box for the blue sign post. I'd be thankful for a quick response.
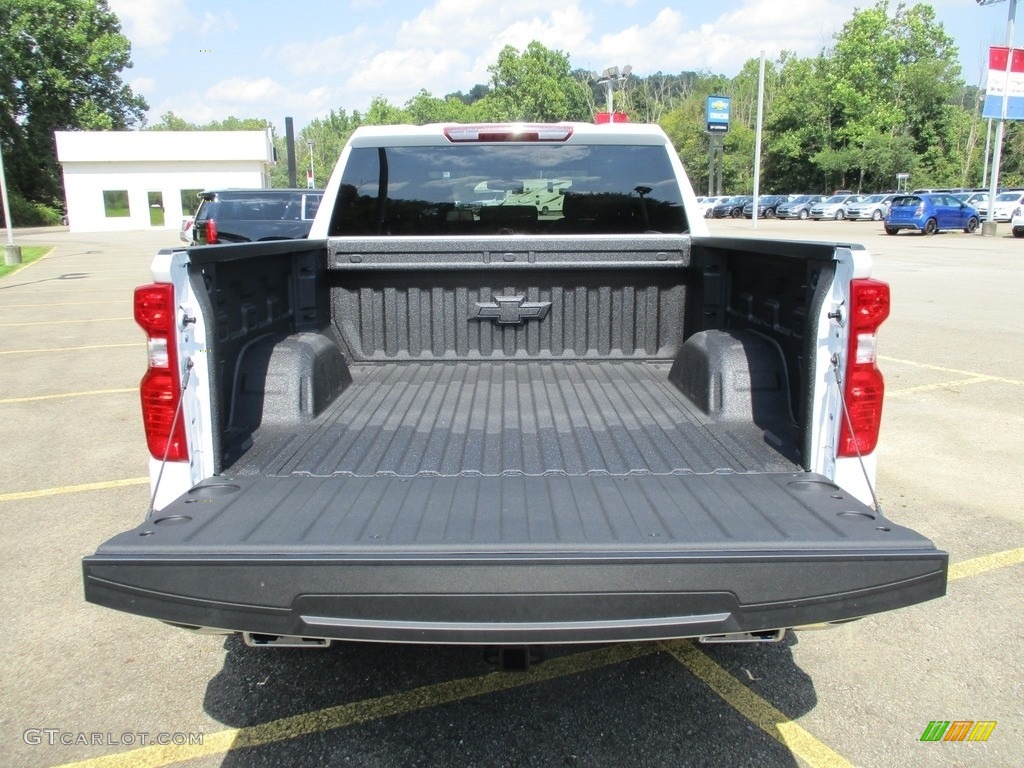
[706,96,731,133]
[705,96,730,195]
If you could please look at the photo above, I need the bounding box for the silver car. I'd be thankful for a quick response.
[845,194,896,221]
[809,194,864,220]
[776,194,827,219]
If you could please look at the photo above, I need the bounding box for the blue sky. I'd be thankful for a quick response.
[107,0,1016,131]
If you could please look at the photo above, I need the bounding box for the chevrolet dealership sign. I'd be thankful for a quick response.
[706,96,730,133]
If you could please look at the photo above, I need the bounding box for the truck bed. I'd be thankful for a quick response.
[83,237,947,644]
[231,360,800,480]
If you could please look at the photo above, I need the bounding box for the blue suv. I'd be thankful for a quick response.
[884,193,980,235]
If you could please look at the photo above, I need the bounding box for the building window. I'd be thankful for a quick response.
[102,190,131,218]
[180,189,203,216]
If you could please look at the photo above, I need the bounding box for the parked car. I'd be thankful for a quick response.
[953,191,988,209]
[1011,206,1024,237]
[884,193,980,235]
[179,216,193,244]
[710,195,752,218]
[975,191,1024,222]
[776,195,827,219]
[191,188,324,245]
[698,195,728,218]
[742,195,786,218]
[845,194,896,221]
[809,194,864,221]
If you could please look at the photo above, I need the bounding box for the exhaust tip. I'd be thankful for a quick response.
[698,629,786,644]
[243,632,332,649]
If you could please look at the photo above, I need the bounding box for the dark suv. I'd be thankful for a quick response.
[191,188,324,245]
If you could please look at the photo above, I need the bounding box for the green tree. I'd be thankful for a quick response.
[0,0,148,206]
[289,108,363,190]
[147,113,273,132]
[760,54,832,192]
[402,90,476,125]
[660,72,728,193]
[813,2,964,189]
[485,42,591,122]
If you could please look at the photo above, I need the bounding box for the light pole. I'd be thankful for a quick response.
[0,143,21,265]
[590,65,632,115]
[306,141,315,189]
[977,0,1018,235]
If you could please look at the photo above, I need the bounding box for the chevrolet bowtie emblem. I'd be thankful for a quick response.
[470,295,552,324]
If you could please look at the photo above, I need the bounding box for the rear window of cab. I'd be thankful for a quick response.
[329,143,687,236]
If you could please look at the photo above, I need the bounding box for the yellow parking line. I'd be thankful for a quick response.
[664,641,854,768]
[0,316,132,327]
[27,275,142,281]
[0,288,129,294]
[54,643,658,768]
[880,356,1024,388]
[0,342,141,355]
[0,300,124,308]
[0,388,135,404]
[886,376,993,396]
[948,547,1024,581]
[0,477,148,502]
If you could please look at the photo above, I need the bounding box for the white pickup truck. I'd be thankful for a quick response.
[83,122,946,653]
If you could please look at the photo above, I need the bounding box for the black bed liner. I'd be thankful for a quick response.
[84,359,946,643]
[229,360,800,478]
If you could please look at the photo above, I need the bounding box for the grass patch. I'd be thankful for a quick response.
[0,246,52,279]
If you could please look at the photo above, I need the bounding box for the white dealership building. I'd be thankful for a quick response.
[54,130,276,233]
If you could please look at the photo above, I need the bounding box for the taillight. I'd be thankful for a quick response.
[135,284,189,461]
[914,204,925,216]
[205,219,218,244]
[837,278,890,457]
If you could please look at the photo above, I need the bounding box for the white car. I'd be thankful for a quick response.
[955,191,988,208]
[845,194,896,221]
[1011,206,1024,237]
[698,196,727,218]
[977,191,1024,222]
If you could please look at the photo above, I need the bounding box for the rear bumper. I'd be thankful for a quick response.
[84,550,947,645]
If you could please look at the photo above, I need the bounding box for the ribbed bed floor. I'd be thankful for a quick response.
[231,361,800,478]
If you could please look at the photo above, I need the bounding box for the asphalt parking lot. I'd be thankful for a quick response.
[1,219,1021,768]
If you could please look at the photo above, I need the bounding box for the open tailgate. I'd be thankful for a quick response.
[84,472,946,644]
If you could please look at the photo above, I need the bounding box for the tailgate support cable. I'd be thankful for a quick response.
[830,358,883,514]
[148,358,194,517]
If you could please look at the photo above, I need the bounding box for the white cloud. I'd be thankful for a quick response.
[108,0,191,54]
[568,1,847,79]
[269,2,600,111]
[198,11,239,37]
[130,76,157,95]
[275,26,384,78]
[150,77,335,128]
